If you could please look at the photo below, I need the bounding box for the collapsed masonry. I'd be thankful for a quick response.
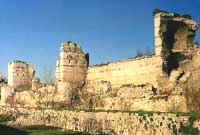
[0,9,200,112]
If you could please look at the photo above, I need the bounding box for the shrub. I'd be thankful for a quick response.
[0,114,16,122]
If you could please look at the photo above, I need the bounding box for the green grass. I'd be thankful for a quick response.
[0,124,93,135]
[0,124,107,135]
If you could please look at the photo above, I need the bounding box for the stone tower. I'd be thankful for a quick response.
[153,9,199,74]
[154,9,199,56]
[56,41,88,85]
[8,60,35,89]
[55,41,88,104]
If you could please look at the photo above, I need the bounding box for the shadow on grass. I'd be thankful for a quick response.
[0,124,109,135]
[0,124,28,135]
[27,129,108,135]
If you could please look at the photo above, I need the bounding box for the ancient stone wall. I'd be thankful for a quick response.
[86,10,199,89]
[87,56,163,88]
[0,106,200,135]
[8,60,35,89]
[0,86,15,105]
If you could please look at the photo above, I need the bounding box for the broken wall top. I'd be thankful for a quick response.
[154,9,199,30]
[9,60,34,69]
[154,9,199,57]
[60,41,84,54]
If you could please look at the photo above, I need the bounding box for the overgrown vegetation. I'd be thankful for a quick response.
[0,125,107,135]
[20,125,62,130]
[135,46,154,58]
[0,114,16,122]
[178,113,200,135]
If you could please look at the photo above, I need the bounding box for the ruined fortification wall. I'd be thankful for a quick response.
[87,56,163,88]
[154,10,199,56]
[87,10,199,89]
[0,106,200,135]
[8,60,35,88]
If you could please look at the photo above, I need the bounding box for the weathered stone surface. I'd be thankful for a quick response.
[86,80,112,94]
[154,10,199,56]
[0,106,199,135]
[55,42,88,104]
[88,84,188,112]
[56,41,88,84]
[8,60,35,89]
[0,85,15,105]
[55,82,73,105]
[87,56,163,88]
[1,9,200,114]
[32,79,41,91]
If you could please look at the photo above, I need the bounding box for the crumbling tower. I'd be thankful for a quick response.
[154,9,199,74]
[55,41,88,104]
[8,60,35,89]
[56,41,88,85]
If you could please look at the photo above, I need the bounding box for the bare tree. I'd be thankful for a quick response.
[144,46,153,56]
[0,72,7,84]
[136,49,144,57]
[41,66,55,85]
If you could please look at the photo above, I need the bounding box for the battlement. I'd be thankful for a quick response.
[9,60,27,65]
[8,60,34,69]
[60,41,83,54]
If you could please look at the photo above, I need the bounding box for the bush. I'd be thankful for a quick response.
[0,114,16,122]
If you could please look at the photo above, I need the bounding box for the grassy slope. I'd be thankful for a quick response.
[0,125,90,135]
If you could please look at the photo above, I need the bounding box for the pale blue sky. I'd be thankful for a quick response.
[0,0,199,78]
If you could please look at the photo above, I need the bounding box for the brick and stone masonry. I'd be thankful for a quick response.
[8,60,35,89]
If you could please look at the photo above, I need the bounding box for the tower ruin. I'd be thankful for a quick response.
[154,9,199,75]
[55,41,88,104]
[8,60,35,89]
[154,9,199,56]
[56,41,88,85]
